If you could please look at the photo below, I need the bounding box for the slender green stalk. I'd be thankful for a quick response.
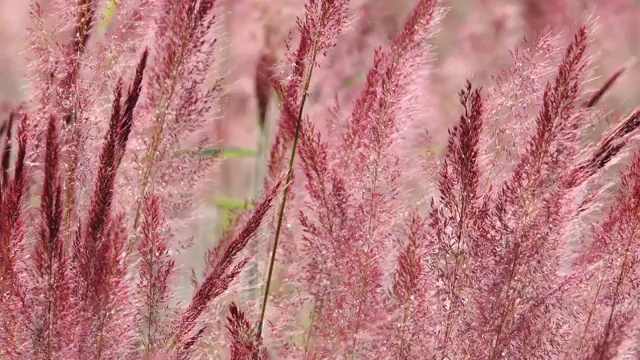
[598,219,639,360]
[304,298,322,354]
[257,60,315,337]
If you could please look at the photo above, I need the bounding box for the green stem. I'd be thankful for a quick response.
[257,62,314,338]
[598,219,639,359]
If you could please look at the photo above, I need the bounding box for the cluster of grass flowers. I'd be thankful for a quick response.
[2,0,640,359]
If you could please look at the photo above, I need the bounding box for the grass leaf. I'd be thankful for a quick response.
[199,147,257,159]
[213,196,253,210]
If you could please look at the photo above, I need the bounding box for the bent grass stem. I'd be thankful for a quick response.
[257,56,316,338]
